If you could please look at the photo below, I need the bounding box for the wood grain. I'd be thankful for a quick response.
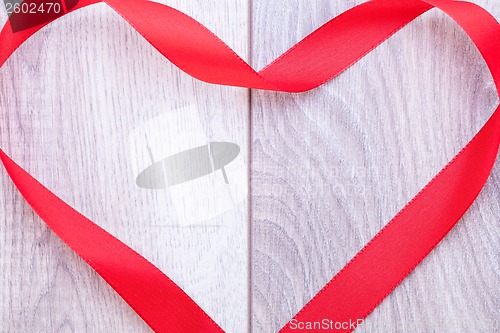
[250,1,499,332]
[0,1,249,332]
[1,1,499,333]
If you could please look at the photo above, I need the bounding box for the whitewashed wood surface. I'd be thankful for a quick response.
[0,1,498,333]
[250,1,499,333]
[0,1,250,332]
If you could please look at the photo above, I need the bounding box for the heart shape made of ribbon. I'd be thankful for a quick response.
[0,0,499,332]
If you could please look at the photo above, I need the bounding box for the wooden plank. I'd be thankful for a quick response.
[250,1,499,332]
[0,1,249,332]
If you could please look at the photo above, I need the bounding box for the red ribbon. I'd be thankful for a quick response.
[1,0,498,332]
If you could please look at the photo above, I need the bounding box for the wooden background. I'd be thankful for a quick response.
[0,1,498,332]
